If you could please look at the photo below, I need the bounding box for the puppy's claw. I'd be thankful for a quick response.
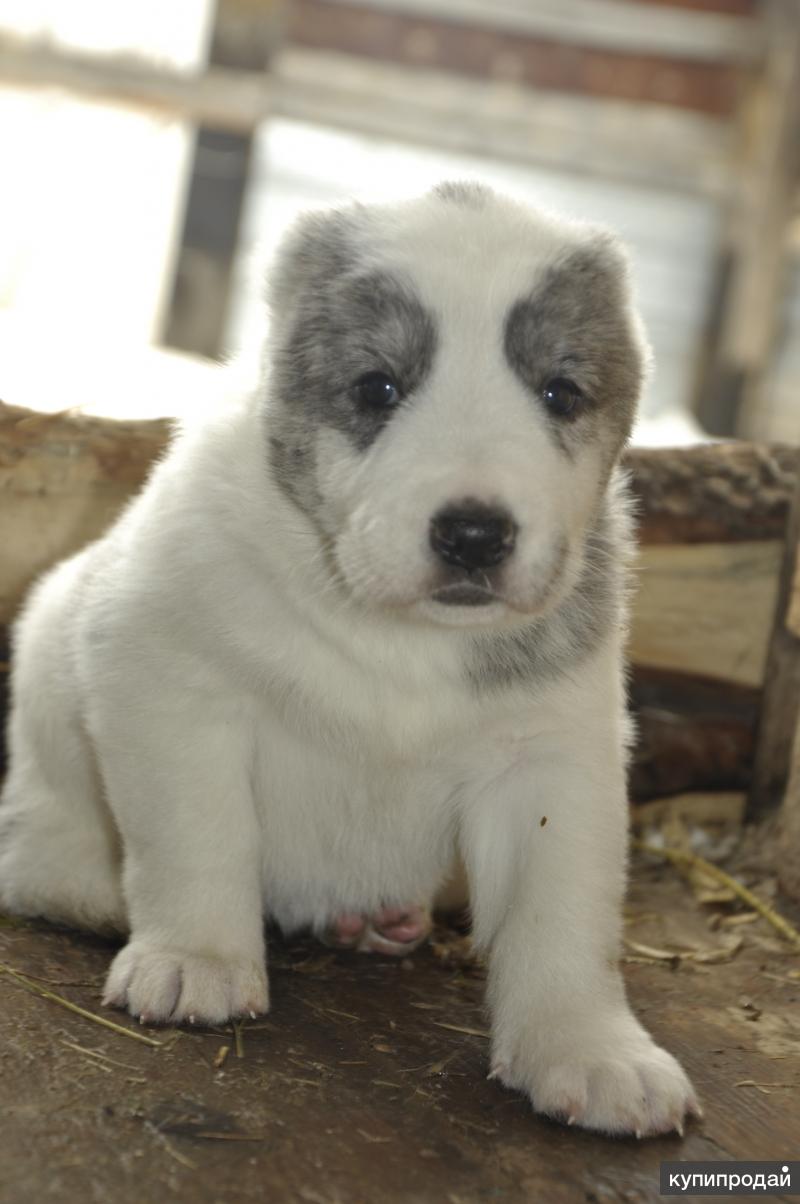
[567,1115,576,1127]
[675,1120,684,1138]
[188,1014,196,1026]
[249,1010,257,1020]
[635,1129,643,1140]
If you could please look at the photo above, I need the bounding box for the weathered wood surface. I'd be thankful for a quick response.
[0,33,278,134]
[630,540,781,689]
[1,402,798,809]
[2,868,798,1204]
[753,454,800,817]
[163,0,285,358]
[779,716,800,901]
[287,0,756,113]
[275,48,731,196]
[630,669,758,802]
[0,39,731,195]
[628,442,799,543]
[0,404,171,624]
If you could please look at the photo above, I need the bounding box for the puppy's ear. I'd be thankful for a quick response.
[572,226,653,389]
[266,204,364,332]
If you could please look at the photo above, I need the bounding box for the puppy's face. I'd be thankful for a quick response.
[267,183,647,628]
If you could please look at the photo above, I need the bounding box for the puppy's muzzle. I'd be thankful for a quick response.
[429,501,517,573]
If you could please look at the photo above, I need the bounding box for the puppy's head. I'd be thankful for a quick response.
[266,182,647,628]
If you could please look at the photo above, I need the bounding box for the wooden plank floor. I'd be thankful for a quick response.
[2,864,799,1204]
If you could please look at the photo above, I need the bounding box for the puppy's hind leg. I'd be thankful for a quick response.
[0,563,126,934]
[0,690,126,935]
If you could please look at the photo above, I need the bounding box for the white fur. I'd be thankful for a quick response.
[0,188,698,1136]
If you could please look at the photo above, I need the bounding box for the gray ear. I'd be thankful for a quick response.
[266,204,364,332]
[573,227,653,379]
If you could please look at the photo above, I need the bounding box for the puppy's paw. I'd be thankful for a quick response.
[102,941,269,1026]
[493,1016,701,1138]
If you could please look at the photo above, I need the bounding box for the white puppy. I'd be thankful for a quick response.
[0,183,699,1136]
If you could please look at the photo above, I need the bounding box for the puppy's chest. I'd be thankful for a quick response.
[258,612,477,757]
[250,707,461,924]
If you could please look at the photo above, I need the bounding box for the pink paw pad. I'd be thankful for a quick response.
[323,904,431,956]
[324,913,368,949]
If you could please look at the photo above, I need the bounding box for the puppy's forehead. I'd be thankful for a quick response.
[370,190,605,316]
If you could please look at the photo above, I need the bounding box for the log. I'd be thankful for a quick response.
[0,404,171,623]
[627,443,799,543]
[630,668,758,802]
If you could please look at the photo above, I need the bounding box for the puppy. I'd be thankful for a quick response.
[0,182,699,1136]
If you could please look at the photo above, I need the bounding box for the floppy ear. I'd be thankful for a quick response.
[265,204,365,340]
[571,226,653,394]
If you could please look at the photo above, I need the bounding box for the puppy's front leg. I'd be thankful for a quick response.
[99,704,268,1026]
[463,706,699,1138]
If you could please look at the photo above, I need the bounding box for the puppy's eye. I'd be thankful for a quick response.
[353,371,400,409]
[542,377,584,419]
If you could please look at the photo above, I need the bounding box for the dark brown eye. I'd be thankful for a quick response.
[542,377,584,419]
[353,371,400,409]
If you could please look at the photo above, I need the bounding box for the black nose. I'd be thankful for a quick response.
[430,502,517,571]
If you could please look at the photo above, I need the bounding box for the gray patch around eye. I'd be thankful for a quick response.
[468,472,632,693]
[504,241,644,457]
[266,211,437,519]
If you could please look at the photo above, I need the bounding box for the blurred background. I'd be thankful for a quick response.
[0,0,797,444]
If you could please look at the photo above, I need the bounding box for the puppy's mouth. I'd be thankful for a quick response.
[429,581,499,607]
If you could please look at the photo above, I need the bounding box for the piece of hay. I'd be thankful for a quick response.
[632,841,800,951]
[213,1045,230,1069]
[1,961,162,1047]
[432,1021,489,1039]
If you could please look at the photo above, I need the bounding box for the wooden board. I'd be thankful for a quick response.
[629,541,782,689]
[287,0,753,114]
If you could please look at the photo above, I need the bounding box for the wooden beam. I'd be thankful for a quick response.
[749,449,800,814]
[162,0,285,358]
[0,34,275,133]
[778,713,800,901]
[287,0,754,115]
[0,34,732,196]
[275,48,731,195]
[321,0,761,62]
[693,0,800,436]
[634,0,756,13]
